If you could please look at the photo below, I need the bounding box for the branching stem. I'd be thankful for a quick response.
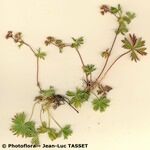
[90,26,120,90]
[22,41,37,56]
[99,50,131,83]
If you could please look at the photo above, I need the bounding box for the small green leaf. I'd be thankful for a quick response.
[123,16,131,24]
[59,125,73,139]
[31,135,40,145]
[118,22,128,35]
[48,128,59,141]
[92,96,110,112]
[126,12,136,20]
[24,121,37,137]
[71,37,84,49]
[71,97,82,108]
[115,9,135,35]
[37,122,48,134]
[67,88,90,108]
[109,4,122,15]
[11,112,26,125]
[66,91,75,96]
[40,86,55,98]
[117,4,122,12]
[36,48,47,60]
[18,43,23,48]
[110,7,118,14]
[83,64,96,75]
[101,49,110,59]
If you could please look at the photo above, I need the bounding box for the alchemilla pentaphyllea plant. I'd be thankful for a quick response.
[6,4,147,145]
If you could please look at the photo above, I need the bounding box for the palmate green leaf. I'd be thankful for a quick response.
[110,4,122,14]
[71,97,82,108]
[118,11,135,35]
[122,12,136,24]
[40,86,55,98]
[23,122,37,137]
[118,21,128,35]
[83,64,96,75]
[123,16,131,24]
[37,122,61,141]
[31,135,40,145]
[66,88,90,108]
[71,37,84,49]
[122,34,147,62]
[37,122,48,134]
[36,48,47,60]
[110,7,119,14]
[10,112,37,138]
[66,91,75,97]
[11,112,26,124]
[92,96,110,112]
[48,128,60,141]
[117,11,135,35]
[126,12,136,20]
[59,125,73,139]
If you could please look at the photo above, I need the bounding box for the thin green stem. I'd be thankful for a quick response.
[47,109,51,128]
[75,48,85,67]
[75,48,88,82]
[40,106,43,124]
[113,14,119,19]
[29,102,38,121]
[36,57,42,91]
[90,74,92,82]
[91,91,99,99]
[51,114,62,129]
[22,41,37,56]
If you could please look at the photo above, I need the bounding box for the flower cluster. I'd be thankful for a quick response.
[100,5,110,15]
[6,31,23,43]
[45,36,68,52]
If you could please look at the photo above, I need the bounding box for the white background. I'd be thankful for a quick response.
[0,0,150,150]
